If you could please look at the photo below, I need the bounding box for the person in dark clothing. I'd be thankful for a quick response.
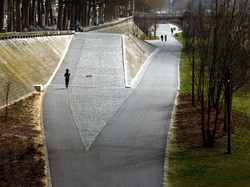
[64,69,70,88]
[165,34,167,42]
[161,35,163,41]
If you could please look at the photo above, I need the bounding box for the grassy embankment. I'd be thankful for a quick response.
[167,33,250,187]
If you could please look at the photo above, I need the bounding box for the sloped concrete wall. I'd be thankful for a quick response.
[123,35,157,87]
[0,35,73,107]
[91,19,144,37]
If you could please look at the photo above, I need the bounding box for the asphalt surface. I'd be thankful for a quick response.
[43,24,182,187]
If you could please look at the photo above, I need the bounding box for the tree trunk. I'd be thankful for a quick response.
[50,4,53,26]
[45,0,51,26]
[37,0,41,26]
[0,0,4,32]
[79,0,86,27]
[57,0,63,30]
[63,3,68,30]
[15,0,21,31]
[200,62,206,147]
[30,0,36,26]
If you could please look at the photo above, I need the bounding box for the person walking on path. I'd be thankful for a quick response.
[161,35,163,41]
[64,69,70,88]
[165,34,167,42]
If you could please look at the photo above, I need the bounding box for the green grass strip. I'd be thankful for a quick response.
[167,33,250,187]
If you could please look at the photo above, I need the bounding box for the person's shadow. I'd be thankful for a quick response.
[55,87,67,90]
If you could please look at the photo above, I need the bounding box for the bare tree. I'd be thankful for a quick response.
[172,0,190,12]
[191,0,250,148]
[148,0,166,11]
[4,78,12,121]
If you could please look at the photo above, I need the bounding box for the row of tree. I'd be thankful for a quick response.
[0,0,122,32]
[185,0,250,148]
[0,0,168,33]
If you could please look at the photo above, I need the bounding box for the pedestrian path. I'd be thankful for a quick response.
[43,24,181,187]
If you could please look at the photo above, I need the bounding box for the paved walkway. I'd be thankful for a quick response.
[43,24,182,187]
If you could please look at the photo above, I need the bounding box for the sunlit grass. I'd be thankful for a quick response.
[140,34,160,40]
[233,92,250,117]
[175,33,192,94]
[168,131,250,187]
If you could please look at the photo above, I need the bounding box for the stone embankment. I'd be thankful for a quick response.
[0,18,156,107]
[0,35,73,107]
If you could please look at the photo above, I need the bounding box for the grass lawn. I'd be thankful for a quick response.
[167,33,250,187]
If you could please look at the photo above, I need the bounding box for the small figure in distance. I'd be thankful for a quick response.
[161,35,163,41]
[165,34,167,42]
[64,69,70,89]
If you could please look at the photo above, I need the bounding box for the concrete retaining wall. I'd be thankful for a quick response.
[123,35,156,87]
[0,35,73,107]
[90,18,144,37]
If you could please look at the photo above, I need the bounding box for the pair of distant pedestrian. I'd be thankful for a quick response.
[161,35,167,42]
[64,69,70,89]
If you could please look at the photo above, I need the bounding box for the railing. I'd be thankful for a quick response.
[134,12,184,19]
[0,30,75,40]
[82,16,134,32]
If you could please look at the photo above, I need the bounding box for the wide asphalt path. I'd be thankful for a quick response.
[43,24,182,187]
